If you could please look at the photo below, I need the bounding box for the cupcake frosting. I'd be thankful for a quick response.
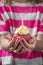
[15,26,30,35]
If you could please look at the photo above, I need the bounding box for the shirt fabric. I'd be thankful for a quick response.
[0,1,43,65]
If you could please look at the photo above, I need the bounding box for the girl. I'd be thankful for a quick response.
[0,0,43,65]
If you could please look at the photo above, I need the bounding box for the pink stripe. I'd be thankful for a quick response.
[13,51,42,59]
[0,6,43,14]
[6,19,22,28]
[0,50,42,59]
[39,6,43,13]
[24,20,40,28]
[38,25,43,32]
[0,21,10,32]
[0,50,2,57]
[0,25,10,32]
[0,6,38,14]
[41,52,43,57]
[6,19,40,28]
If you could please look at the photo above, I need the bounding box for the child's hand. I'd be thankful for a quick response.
[1,34,13,51]
[6,35,22,52]
[1,0,6,3]
[17,37,35,54]
[21,37,36,52]
[12,34,33,54]
[19,33,32,43]
[13,34,23,53]
[1,34,22,52]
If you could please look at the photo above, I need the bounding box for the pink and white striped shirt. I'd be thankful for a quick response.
[0,2,43,65]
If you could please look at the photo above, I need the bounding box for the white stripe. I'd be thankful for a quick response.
[0,1,43,7]
[0,31,10,35]
[10,12,37,20]
[38,32,43,35]
[0,1,38,7]
[29,27,37,36]
[8,26,38,36]
[13,58,42,65]
[2,12,9,22]
[0,27,43,36]
[13,27,16,34]
[12,2,43,7]
[10,26,13,34]
[0,21,5,25]
[36,12,41,20]
[39,3,43,6]
[1,12,41,22]
[2,56,13,64]
[0,2,4,6]
[2,12,37,21]
[10,26,16,34]
[12,1,38,6]
[10,26,37,35]
[1,56,42,65]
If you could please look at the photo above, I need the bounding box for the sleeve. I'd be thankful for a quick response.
[38,19,43,35]
[0,14,10,35]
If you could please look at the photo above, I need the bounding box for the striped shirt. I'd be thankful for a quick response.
[0,2,43,65]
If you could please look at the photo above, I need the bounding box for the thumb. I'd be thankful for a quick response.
[9,37,15,48]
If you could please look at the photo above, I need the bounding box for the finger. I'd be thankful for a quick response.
[14,37,22,50]
[13,34,18,38]
[22,44,32,52]
[19,48,25,54]
[29,37,34,44]
[22,38,29,48]
[18,41,23,53]
[16,44,22,53]
[20,41,28,51]
[23,38,36,50]
[9,47,14,52]
[6,34,13,41]
[13,50,17,53]
[9,38,15,48]
[16,41,23,54]
[17,41,28,54]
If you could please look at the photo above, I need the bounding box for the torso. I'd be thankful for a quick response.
[0,2,43,65]
[0,2,41,36]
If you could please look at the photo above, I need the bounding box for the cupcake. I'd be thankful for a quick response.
[13,26,33,53]
[14,26,32,43]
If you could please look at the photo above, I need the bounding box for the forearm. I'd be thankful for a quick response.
[34,39,43,51]
[34,34,43,51]
[1,34,9,51]
[0,34,18,52]
[0,34,13,51]
[28,34,43,51]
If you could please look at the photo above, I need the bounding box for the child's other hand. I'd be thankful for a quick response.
[18,37,35,54]
[22,37,36,52]
[7,35,22,52]
[4,34,22,53]
[13,35,23,53]
[12,34,32,54]
[1,34,13,51]
[1,0,6,3]
[20,34,32,43]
